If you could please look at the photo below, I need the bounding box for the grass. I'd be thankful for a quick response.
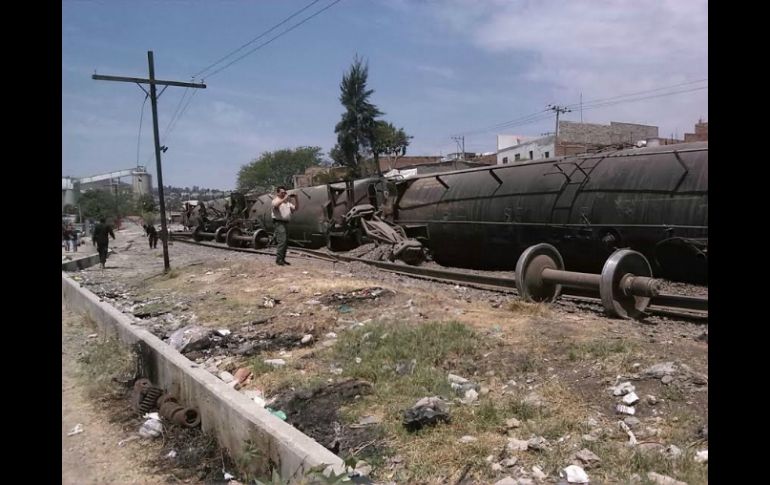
[567,338,631,361]
[507,300,553,317]
[75,320,136,399]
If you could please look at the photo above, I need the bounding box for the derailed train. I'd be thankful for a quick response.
[189,142,707,284]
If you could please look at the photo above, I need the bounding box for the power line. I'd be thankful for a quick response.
[453,79,708,137]
[193,0,324,80]
[136,93,148,167]
[203,0,344,80]
[578,86,707,111]
[564,78,707,110]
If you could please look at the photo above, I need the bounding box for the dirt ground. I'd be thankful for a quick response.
[66,223,708,484]
[62,305,167,484]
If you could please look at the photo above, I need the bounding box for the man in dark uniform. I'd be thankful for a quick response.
[92,217,116,269]
[145,224,158,249]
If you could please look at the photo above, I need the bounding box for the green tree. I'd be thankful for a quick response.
[78,189,133,221]
[136,193,156,213]
[331,56,383,178]
[372,121,412,171]
[237,146,324,192]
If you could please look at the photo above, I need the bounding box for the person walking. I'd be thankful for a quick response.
[271,186,298,266]
[92,217,116,269]
[146,224,158,249]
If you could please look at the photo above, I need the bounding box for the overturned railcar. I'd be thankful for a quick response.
[393,142,708,283]
[246,177,386,249]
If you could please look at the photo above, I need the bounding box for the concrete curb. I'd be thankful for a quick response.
[62,272,344,481]
[61,253,102,271]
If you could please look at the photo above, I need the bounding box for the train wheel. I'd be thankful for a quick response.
[192,225,203,242]
[515,243,565,303]
[599,249,653,320]
[215,226,228,243]
[226,227,243,247]
[252,228,269,249]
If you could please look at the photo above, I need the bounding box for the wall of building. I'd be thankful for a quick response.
[497,135,555,164]
[684,121,708,142]
[557,121,658,151]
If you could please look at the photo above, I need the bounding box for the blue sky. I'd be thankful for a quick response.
[62,0,708,190]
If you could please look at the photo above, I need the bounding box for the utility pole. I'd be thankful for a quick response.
[451,135,465,161]
[548,104,572,156]
[93,51,206,272]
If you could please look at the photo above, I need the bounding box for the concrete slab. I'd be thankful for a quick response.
[61,272,344,482]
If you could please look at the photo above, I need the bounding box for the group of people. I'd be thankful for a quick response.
[61,225,80,252]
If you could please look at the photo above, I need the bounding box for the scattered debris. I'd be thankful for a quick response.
[500,457,518,468]
[264,359,286,367]
[527,436,548,451]
[166,450,177,458]
[622,392,640,405]
[321,287,394,305]
[611,381,635,396]
[507,438,529,452]
[531,466,547,480]
[87,333,98,339]
[619,420,638,446]
[262,296,277,308]
[350,415,382,428]
[403,396,450,432]
[647,471,687,485]
[67,423,84,436]
[325,332,338,339]
[493,478,518,485]
[167,325,213,353]
[233,367,252,385]
[573,448,601,467]
[217,329,231,336]
[616,404,636,415]
[219,371,235,383]
[505,418,521,429]
[562,465,589,484]
[267,408,287,420]
[643,362,677,379]
[117,436,140,447]
[301,334,313,345]
[459,435,478,444]
[665,445,682,459]
[624,416,641,428]
[695,449,708,463]
[138,418,163,439]
[460,388,479,405]
[353,460,372,477]
[646,395,659,405]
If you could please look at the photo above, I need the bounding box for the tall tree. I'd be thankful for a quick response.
[332,56,383,178]
[372,121,412,171]
[237,146,324,192]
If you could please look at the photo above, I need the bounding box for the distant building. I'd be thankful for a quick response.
[684,119,708,142]
[497,120,659,164]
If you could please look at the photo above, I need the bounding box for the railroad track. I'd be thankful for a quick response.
[169,233,708,321]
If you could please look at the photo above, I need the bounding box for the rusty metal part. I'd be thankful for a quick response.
[172,408,201,428]
[156,393,178,408]
[344,204,425,265]
[133,378,152,392]
[515,243,660,319]
[139,387,163,414]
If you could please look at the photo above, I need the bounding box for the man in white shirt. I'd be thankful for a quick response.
[271,186,298,266]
